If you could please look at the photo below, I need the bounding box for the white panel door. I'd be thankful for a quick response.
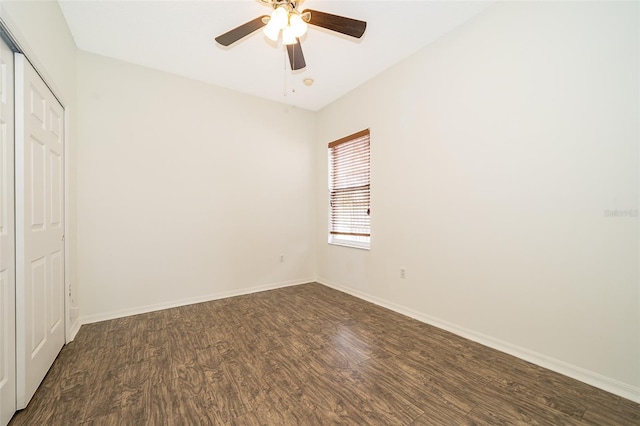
[0,37,16,426]
[14,54,64,409]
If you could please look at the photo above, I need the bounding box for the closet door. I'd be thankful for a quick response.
[15,54,64,409]
[0,38,16,426]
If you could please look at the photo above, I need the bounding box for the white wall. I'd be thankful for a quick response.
[77,52,316,321]
[316,1,639,400]
[0,0,80,333]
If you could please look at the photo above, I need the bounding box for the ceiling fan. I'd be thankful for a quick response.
[214,0,367,71]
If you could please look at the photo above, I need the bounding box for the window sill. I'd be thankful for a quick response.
[328,238,370,251]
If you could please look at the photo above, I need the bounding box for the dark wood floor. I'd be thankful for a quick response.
[9,283,640,425]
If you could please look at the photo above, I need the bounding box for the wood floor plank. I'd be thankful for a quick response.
[9,283,640,425]
[491,375,587,419]
[410,395,482,426]
[581,398,640,425]
[467,397,587,426]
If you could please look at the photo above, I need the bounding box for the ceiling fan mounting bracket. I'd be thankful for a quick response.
[259,0,302,12]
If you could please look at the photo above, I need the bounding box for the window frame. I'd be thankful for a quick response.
[327,129,371,250]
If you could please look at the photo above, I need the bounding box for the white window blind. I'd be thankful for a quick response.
[328,129,370,243]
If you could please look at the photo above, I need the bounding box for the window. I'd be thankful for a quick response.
[328,129,370,249]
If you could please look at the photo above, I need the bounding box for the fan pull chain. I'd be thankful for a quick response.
[283,46,288,97]
[290,43,296,94]
[282,44,297,97]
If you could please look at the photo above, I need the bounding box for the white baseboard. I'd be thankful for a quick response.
[79,277,316,325]
[318,278,640,404]
[67,316,81,342]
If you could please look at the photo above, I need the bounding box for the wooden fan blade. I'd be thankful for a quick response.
[305,9,366,38]
[286,39,306,70]
[215,16,268,46]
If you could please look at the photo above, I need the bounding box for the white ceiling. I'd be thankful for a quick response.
[59,0,492,111]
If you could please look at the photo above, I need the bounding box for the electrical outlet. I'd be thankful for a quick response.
[400,268,406,279]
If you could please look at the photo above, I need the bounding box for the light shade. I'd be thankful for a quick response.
[289,14,308,38]
[282,26,297,45]
[263,20,280,41]
[271,6,289,30]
